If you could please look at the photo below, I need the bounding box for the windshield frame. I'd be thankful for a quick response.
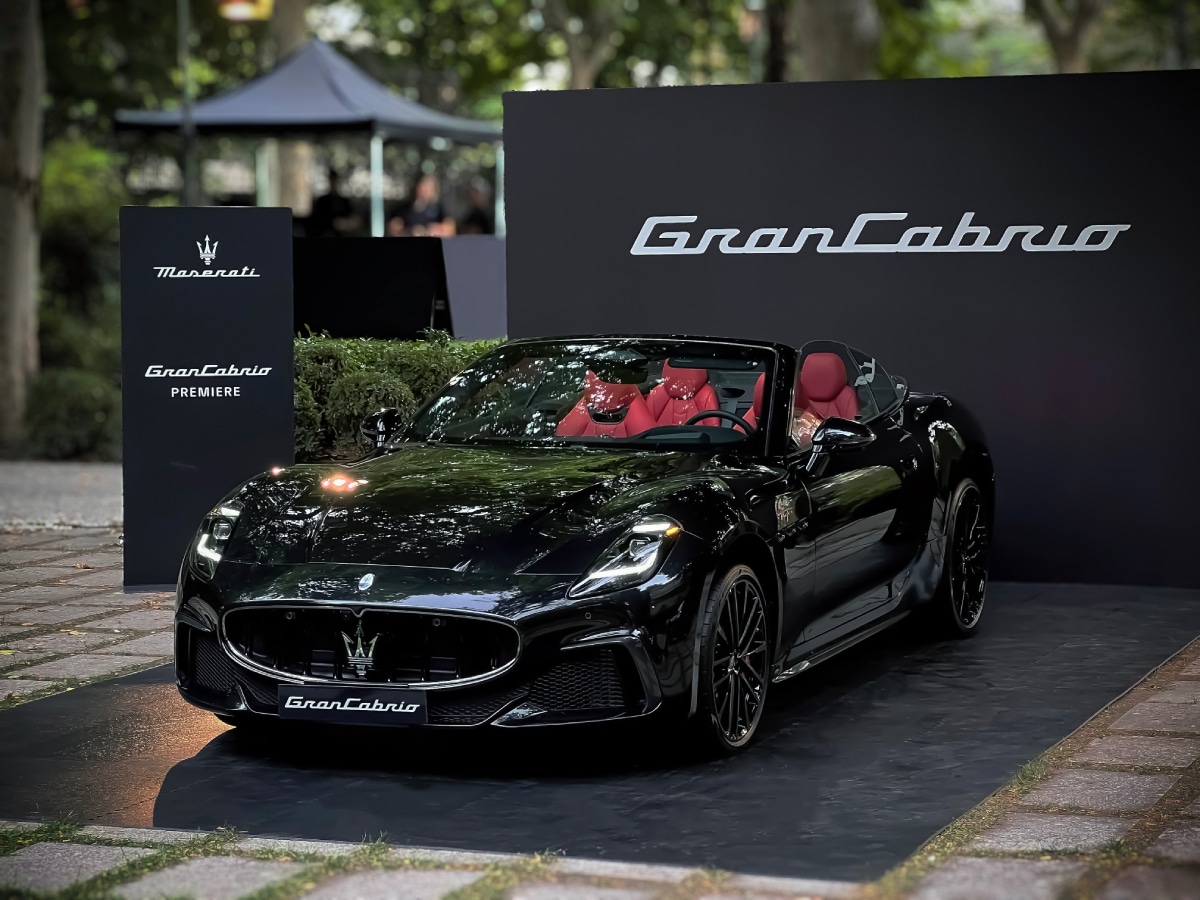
[394,336,784,455]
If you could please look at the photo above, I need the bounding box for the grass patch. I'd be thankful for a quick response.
[239,840,395,900]
[0,828,240,900]
[440,853,556,900]
[0,820,80,857]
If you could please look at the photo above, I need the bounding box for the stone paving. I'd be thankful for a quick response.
[901,633,1200,900]
[0,527,173,707]
[0,823,863,899]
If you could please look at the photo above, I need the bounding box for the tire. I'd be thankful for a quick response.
[933,477,992,637]
[692,564,772,754]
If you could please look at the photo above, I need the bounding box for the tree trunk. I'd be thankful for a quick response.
[548,0,618,89]
[763,0,790,82]
[1027,0,1106,74]
[0,0,43,454]
[271,0,312,216]
[792,0,882,81]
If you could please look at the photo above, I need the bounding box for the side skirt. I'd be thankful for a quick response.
[771,609,910,684]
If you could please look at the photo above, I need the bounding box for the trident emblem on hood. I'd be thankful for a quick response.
[341,620,379,676]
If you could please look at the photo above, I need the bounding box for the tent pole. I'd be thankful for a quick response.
[177,0,197,206]
[494,143,505,237]
[370,132,384,237]
[255,142,270,207]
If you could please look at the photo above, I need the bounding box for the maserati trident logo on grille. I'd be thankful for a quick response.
[341,620,379,675]
[358,573,375,591]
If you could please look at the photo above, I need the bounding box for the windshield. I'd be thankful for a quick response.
[403,339,776,449]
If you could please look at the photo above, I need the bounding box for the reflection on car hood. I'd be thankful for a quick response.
[226,443,707,570]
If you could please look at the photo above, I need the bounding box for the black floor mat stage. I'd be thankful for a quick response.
[1,583,1198,882]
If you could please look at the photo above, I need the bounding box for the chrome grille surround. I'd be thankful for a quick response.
[220,603,523,690]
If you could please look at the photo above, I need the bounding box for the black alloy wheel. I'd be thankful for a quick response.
[694,564,771,753]
[940,477,991,636]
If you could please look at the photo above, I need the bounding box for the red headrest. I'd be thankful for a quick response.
[752,372,765,414]
[662,361,708,399]
[584,370,643,413]
[800,353,848,403]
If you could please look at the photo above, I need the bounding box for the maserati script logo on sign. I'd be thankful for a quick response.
[630,213,1131,256]
[152,234,261,278]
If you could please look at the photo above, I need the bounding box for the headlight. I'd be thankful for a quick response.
[187,500,243,581]
[568,516,682,599]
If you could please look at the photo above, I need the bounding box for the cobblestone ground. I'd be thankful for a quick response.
[0,823,862,900]
[0,528,171,707]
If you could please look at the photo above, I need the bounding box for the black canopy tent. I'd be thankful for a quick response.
[116,39,502,234]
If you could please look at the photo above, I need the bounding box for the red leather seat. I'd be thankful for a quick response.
[800,353,859,420]
[646,362,721,427]
[556,371,656,438]
[739,373,766,431]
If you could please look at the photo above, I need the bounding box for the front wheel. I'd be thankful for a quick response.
[934,477,992,636]
[692,564,771,754]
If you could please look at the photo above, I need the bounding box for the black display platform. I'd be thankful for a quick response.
[1,583,1197,881]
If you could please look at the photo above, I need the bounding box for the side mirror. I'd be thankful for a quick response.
[360,407,406,450]
[811,417,875,451]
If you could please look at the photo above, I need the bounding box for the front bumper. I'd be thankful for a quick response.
[174,568,704,727]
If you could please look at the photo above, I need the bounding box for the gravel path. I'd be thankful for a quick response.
[0,462,122,528]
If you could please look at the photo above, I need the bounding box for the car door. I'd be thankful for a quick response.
[797,347,923,643]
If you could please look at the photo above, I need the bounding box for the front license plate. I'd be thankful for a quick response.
[278,685,427,725]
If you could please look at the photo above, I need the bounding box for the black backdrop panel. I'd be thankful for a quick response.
[293,237,442,339]
[120,207,294,588]
[504,71,1200,588]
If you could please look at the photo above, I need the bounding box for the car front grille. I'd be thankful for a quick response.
[222,606,521,686]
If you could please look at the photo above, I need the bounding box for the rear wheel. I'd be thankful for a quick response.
[692,564,771,754]
[934,477,991,636]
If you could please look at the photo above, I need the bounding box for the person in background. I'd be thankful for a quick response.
[458,177,495,235]
[388,173,455,237]
[309,168,361,237]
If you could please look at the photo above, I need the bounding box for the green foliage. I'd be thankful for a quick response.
[42,0,266,144]
[25,369,122,461]
[30,137,127,461]
[293,333,501,461]
[1092,0,1200,70]
[879,0,992,79]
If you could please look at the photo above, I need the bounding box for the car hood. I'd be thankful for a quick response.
[223,442,710,572]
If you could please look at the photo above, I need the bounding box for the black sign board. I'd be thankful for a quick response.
[120,206,294,588]
[292,237,445,339]
[504,71,1200,588]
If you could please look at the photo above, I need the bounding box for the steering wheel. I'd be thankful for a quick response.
[683,409,755,432]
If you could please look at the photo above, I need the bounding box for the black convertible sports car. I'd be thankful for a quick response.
[175,335,993,753]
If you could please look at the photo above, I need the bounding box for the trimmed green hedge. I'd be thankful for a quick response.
[294,331,501,461]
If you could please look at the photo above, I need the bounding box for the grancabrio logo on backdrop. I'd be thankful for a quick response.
[120,207,294,588]
[503,70,1200,589]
